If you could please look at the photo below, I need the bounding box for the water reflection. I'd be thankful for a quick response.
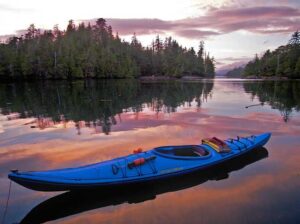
[243,81,300,122]
[1,80,300,223]
[0,80,213,135]
[20,148,268,224]
[1,80,299,136]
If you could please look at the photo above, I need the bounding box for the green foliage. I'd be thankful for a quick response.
[243,31,300,78]
[0,19,215,80]
[288,30,300,45]
[204,54,215,78]
[295,57,300,75]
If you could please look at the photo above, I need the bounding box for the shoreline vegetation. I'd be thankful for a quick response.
[0,18,215,81]
[225,31,300,79]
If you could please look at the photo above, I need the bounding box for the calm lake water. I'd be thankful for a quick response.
[0,79,300,224]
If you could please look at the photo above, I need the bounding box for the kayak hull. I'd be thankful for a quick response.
[8,132,271,191]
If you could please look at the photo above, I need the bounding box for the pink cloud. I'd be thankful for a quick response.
[209,6,300,18]
[80,18,176,36]
[174,29,221,39]
[2,5,299,42]
[180,6,300,34]
[106,18,176,35]
[81,6,300,39]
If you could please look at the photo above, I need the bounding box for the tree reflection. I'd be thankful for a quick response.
[244,81,300,122]
[0,80,214,134]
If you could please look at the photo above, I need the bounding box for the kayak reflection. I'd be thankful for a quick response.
[20,147,268,224]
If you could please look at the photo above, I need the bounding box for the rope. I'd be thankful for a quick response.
[130,154,142,176]
[117,160,127,178]
[1,180,12,224]
[226,139,241,150]
[236,136,247,148]
[145,152,157,174]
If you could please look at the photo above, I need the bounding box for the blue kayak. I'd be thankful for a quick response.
[20,147,268,223]
[8,132,271,191]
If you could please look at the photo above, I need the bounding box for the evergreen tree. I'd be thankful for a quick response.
[294,57,300,75]
[288,31,300,45]
[0,18,215,80]
[66,20,75,33]
[205,54,215,77]
[243,31,300,78]
[197,41,205,75]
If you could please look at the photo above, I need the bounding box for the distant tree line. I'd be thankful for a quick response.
[0,18,215,80]
[243,31,300,78]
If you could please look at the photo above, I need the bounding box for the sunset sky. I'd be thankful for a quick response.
[1,0,299,70]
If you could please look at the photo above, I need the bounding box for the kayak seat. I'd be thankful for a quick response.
[173,146,209,157]
[193,146,209,156]
[155,145,209,157]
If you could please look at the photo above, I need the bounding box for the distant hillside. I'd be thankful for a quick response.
[224,66,244,78]
[216,69,229,77]
[216,59,248,77]
[243,31,300,79]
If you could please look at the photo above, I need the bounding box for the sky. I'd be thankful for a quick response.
[0,0,299,71]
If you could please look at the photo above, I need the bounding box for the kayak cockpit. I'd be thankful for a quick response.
[153,145,211,159]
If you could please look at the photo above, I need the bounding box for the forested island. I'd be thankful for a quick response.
[225,31,300,79]
[0,19,215,80]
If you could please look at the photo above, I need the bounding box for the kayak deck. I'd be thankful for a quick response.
[8,132,271,191]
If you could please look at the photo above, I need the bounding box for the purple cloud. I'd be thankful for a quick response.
[80,18,177,36]
[81,6,300,39]
[2,5,299,42]
[106,19,177,35]
[174,29,221,39]
[209,6,300,18]
[179,6,300,34]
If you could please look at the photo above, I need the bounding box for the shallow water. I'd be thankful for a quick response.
[0,79,300,224]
